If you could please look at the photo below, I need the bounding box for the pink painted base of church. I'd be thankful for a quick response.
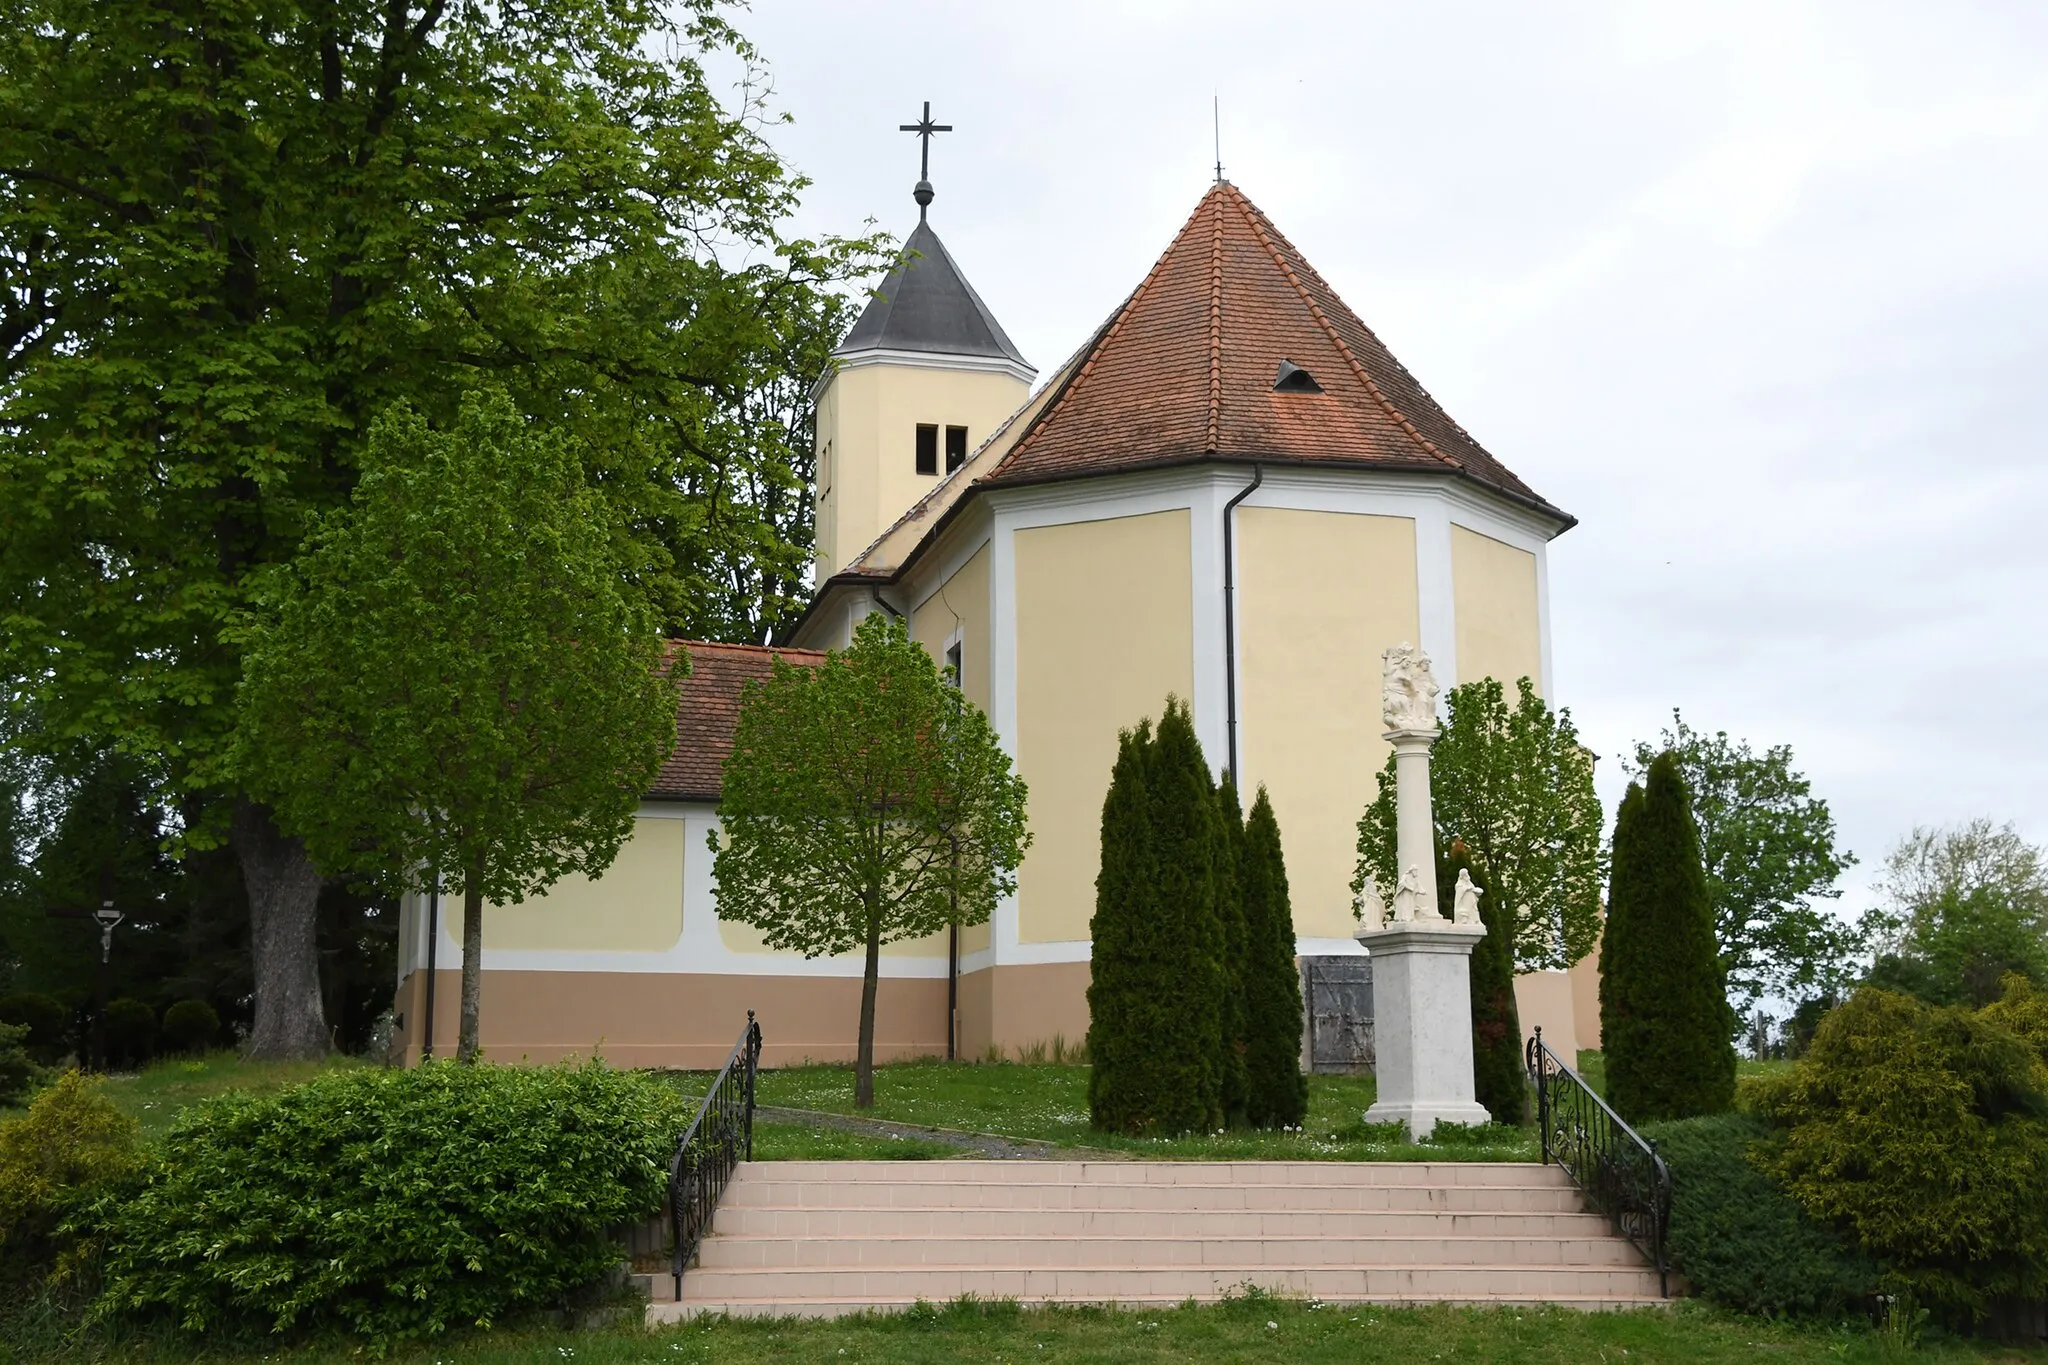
[389,961,1096,1070]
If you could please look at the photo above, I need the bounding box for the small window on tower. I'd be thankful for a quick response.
[945,425,968,472]
[915,424,939,476]
[945,640,963,689]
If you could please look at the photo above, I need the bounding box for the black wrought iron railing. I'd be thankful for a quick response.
[669,1011,763,1298]
[1526,1026,1671,1296]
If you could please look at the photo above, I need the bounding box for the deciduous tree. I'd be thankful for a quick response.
[236,391,679,1063]
[1863,820,2048,1007]
[0,0,877,1056]
[1355,677,1603,969]
[714,614,1028,1108]
[1627,712,1859,1008]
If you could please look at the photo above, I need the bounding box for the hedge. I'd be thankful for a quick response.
[1641,1111,1874,1319]
[90,1060,688,1345]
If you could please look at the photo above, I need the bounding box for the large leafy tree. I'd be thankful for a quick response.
[0,0,877,1055]
[1601,753,1737,1123]
[714,614,1029,1108]
[1627,712,1858,1009]
[236,391,679,1063]
[1354,677,1603,970]
[1863,820,2048,1007]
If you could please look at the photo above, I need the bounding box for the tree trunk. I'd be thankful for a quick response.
[855,908,882,1109]
[234,798,330,1059]
[458,853,485,1064]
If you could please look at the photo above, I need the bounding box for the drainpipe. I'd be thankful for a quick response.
[1222,465,1264,783]
[421,881,439,1062]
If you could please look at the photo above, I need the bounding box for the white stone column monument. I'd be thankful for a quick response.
[1354,643,1491,1140]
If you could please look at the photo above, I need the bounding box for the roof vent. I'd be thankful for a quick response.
[1274,358,1322,393]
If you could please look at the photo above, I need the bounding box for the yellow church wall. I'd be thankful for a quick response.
[1238,508,1419,939]
[483,816,686,952]
[1451,524,1543,693]
[912,542,991,711]
[714,916,948,959]
[1014,509,1194,943]
[815,363,1028,578]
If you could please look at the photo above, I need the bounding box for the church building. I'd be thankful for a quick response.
[390,149,1592,1069]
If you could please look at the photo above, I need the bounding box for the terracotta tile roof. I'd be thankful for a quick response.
[983,182,1566,522]
[651,642,824,802]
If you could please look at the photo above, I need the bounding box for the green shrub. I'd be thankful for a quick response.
[1600,754,1737,1123]
[1751,987,2048,1321]
[0,1071,142,1286]
[0,995,70,1068]
[91,1059,689,1345]
[0,1024,36,1108]
[100,999,156,1070]
[158,1000,220,1056]
[1982,973,2048,1061]
[1641,1112,1873,1319]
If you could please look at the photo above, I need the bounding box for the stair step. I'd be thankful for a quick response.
[716,1207,1616,1238]
[697,1234,1645,1270]
[649,1292,1663,1320]
[640,1159,1663,1322]
[743,1159,1570,1186]
[652,1263,1662,1306]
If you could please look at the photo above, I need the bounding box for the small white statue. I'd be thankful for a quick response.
[1452,868,1484,927]
[1381,642,1441,733]
[1355,874,1387,936]
[1390,865,1424,923]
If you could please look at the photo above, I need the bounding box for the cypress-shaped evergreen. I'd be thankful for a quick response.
[1215,775,1251,1128]
[1600,751,1737,1123]
[1145,699,1226,1133]
[1086,723,1158,1131]
[1085,699,1227,1135]
[1240,786,1308,1128]
[1450,839,1525,1125]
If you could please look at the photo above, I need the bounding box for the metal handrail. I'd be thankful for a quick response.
[1525,1026,1671,1296]
[669,1011,763,1299]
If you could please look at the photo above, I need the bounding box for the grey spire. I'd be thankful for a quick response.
[834,220,1031,374]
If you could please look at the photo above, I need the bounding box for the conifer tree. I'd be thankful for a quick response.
[1601,752,1738,1123]
[1215,776,1251,1127]
[1085,700,1227,1135]
[1240,787,1309,1128]
[1450,839,1525,1125]
[1087,725,1156,1131]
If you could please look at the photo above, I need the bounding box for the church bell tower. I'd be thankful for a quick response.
[813,104,1034,579]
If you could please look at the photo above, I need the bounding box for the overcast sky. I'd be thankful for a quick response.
[730,1,2048,914]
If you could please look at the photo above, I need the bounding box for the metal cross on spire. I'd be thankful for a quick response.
[899,100,952,220]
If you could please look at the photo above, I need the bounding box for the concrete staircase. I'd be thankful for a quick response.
[641,1159,1664,1320]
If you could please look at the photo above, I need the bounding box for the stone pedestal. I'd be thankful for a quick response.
[1355,921,1491,1139]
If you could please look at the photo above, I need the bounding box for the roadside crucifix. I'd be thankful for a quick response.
[47,862,131,1070]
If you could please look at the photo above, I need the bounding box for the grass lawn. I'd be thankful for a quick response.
[1571,1052,1796,1105]
[713,1059,1540,1161]
[47,1051,368,1139]
[33,1296,2043,1364]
